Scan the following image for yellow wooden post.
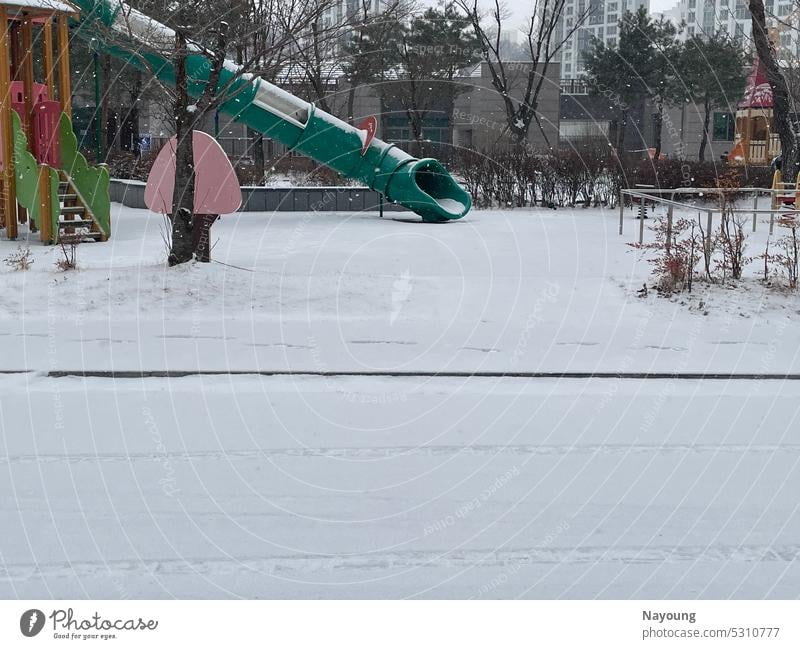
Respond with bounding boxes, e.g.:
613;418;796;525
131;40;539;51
57;15;70;117
19;15;33;139
43;19;54;99
794;171;800;209
0;7;16;239
772;169;781;210
37;165;52;244
744;107;752;164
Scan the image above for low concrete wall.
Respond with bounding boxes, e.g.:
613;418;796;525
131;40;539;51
110;179;402;213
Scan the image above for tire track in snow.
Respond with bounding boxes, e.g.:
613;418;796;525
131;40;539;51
2;444;799;465
2;544;797;581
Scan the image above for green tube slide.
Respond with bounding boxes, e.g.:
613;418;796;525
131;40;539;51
69;0;471;221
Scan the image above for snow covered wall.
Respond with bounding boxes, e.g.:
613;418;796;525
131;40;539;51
68;0;471;222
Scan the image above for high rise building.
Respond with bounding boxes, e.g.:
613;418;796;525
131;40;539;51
660;0;800;57
559;0;650;78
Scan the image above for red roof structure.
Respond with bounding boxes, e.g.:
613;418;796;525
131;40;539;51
739;56;773;109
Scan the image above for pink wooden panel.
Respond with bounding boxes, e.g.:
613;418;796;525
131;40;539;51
1;82;50;171
144;130;242;215
33;100;61;166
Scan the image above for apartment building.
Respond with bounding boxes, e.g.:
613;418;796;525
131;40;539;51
660;0;800;60
559;0;650;79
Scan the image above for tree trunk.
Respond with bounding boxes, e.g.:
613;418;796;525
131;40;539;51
410;114;425;157
750;0;796;180
698;97;710;162
346;85;356;124
616;108;628;154
248;127;265;180
169;31;196;267
653;100;664;160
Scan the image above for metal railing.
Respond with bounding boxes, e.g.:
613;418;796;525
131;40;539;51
619;186;797;244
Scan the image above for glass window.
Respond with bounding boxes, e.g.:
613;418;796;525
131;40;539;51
713;112;735;140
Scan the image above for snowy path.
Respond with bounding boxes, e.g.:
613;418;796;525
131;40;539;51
1;374;798;598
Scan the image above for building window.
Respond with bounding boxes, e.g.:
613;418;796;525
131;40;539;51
607;13;617;22
713;112;735;140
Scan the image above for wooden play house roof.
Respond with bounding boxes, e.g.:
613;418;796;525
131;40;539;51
738;57;773;110
0;0;77;15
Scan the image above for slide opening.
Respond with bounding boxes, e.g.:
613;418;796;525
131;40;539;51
414;161;469;218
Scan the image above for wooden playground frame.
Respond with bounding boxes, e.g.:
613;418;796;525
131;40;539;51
0;2;74;241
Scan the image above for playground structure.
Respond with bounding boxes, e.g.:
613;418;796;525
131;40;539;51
0;0;470;247
65;0;469;224
0;0;110;244
728;29;789;166
770;169;800;208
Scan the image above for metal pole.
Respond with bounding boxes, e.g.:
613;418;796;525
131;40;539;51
214;110;219;138
93;48;102;161
752;193;758;232
706;211;713;253
770;211;775;235
639;203;645;244
666;205;673;256
379;192;384;218
619;189;624;235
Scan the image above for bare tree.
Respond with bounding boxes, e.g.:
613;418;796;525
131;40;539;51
457;0;587;149
96;0;330;264
749;0;797;179
282;2;351;115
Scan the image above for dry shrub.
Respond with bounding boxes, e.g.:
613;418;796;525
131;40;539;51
55;241;78;271
4;245;34;271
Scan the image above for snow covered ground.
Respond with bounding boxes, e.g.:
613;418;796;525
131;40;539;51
0;202;798;598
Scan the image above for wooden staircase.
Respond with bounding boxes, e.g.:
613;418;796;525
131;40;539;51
56;172;106;243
